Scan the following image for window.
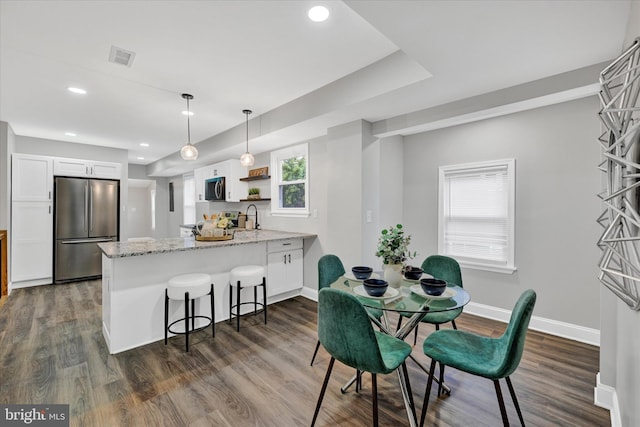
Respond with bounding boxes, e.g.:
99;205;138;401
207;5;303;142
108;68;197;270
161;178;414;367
183;173;196;225
270;143;309;217
438;159;516;273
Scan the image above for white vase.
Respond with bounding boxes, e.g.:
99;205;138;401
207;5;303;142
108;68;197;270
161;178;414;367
383;263;403;288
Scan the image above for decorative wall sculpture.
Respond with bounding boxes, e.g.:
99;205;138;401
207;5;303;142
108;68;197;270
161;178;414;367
598;38;640;310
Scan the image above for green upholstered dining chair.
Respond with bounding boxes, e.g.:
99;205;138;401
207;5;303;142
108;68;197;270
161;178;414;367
310;254;383;366
397;255;464;345
419;289;537;427
311;288;414;427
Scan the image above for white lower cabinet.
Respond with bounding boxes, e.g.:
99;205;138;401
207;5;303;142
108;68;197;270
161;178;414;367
267;239;303;296
11;201;53;283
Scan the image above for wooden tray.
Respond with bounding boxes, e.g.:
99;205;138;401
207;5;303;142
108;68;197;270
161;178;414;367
195;234;233;241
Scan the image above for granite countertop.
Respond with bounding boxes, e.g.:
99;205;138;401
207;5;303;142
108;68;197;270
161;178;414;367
98;229;316;259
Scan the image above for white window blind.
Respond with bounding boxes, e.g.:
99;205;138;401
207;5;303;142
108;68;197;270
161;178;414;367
438;159;515;273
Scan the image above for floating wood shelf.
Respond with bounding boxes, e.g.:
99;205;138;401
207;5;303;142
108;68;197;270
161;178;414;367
240;198;271;202
240;175;270;181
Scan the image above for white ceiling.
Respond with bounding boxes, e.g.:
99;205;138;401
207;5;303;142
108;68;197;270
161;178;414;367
0;0;632;176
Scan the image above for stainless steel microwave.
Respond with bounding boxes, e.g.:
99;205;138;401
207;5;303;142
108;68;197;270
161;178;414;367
205;176;225;201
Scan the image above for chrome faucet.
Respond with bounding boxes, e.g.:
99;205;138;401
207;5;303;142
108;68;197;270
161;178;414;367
246;204;260;230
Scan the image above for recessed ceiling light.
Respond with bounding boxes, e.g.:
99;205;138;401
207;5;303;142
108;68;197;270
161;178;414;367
181;110;194;116
137;157;144;160
308;5;329;22
140;143;149;147
65;132;77;137
67;87;87;95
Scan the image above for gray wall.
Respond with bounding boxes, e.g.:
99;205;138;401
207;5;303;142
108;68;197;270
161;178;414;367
129;164;170;239
403;96;602;329
598;7;640;426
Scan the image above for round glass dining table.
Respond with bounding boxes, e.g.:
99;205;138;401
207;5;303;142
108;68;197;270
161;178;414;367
330;273;471;427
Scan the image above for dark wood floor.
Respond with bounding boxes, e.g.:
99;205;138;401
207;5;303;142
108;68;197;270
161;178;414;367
0;281;610;426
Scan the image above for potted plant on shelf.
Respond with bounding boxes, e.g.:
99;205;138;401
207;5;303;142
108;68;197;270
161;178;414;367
375;224;416;287
248;187;261;200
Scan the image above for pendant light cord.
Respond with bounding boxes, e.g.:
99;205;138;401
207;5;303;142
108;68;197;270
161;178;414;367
186;97;191;145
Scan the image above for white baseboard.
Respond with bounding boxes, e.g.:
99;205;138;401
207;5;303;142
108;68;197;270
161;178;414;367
594;372;622;427
464;301;600;346
9;278;52;293
300;287;318;302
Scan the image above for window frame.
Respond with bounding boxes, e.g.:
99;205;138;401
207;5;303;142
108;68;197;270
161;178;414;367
270;143;310;217
183;173;196;225
437;158;516;274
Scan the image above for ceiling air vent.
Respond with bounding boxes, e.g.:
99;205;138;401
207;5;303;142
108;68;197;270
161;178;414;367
109;45;136;67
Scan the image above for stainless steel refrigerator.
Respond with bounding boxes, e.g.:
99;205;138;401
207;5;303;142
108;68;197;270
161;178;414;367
54;177;119;283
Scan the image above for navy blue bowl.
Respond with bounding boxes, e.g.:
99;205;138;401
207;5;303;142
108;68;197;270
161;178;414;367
420;278;447;296
403;266;423;280
363;278;388;297
352;266;373;280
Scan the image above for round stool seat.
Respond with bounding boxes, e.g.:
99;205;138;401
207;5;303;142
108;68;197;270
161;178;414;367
230;265;265;287
168;273;211;300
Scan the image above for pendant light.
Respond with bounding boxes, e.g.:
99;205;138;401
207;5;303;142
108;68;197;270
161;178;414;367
180;93;198;160
240;109;255;167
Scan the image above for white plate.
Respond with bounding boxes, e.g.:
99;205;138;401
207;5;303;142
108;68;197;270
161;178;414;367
410;285;457;300
353;285;399;300
344;271;380;282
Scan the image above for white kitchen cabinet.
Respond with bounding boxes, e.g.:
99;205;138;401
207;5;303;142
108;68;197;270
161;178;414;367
53;157;121;179
12;154;53;202
194;166;207;202
193;159;247;202
267;239;303;296
11;201;53;283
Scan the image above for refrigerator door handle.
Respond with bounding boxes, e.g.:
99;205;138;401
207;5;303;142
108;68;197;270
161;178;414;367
83;181;89;232
88;182;93;232
60;239;113;244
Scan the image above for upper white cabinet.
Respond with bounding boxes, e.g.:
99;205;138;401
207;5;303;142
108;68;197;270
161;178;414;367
194;159;247;202
12;154;53;202
54;158;121;179
194;166;207;202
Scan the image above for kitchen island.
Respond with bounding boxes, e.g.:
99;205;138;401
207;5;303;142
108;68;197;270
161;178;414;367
98;229;315;354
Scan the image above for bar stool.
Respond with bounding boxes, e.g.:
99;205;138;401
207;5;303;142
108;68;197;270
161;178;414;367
165;273;215;352
228;265;267;332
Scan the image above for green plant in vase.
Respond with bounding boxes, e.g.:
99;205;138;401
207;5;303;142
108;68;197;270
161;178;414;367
375;224;416;287
248;187;260;200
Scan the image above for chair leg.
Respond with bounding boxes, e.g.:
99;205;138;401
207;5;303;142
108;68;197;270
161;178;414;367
494;379;510;427
396;315;403;332
506;376;525;426
228;282;232;325
262;277;267;324
164;290;169;345
236;280;241;332
413;324;419;346
311;357;335;427
401;362;416;422
184;292;190;352
254;285;258;315
437;362;445;396
451;319;458;330
191;298;196;331
371;373;378;427
310;340;321;366
420;359;437;427
210;284;215;337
